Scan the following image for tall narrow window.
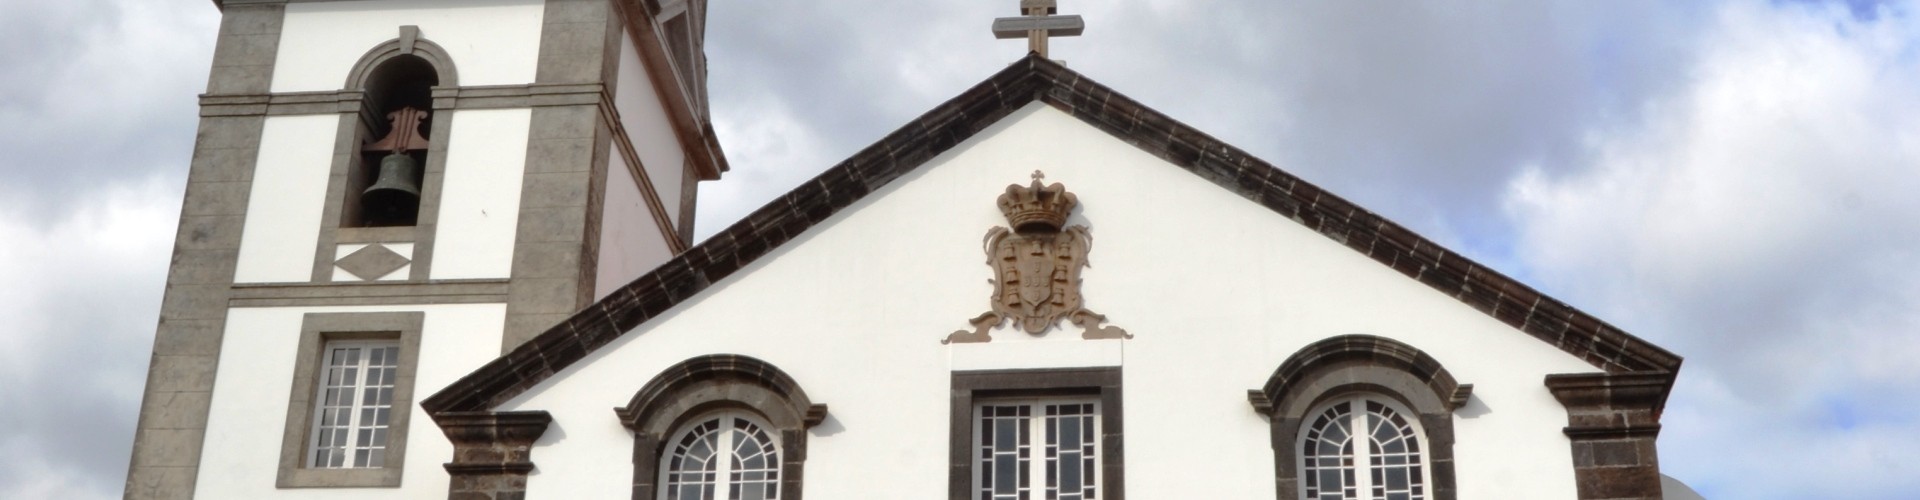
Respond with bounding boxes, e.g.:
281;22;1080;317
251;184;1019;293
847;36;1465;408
660;411;781;500
344;54;436;228
974;399;1101;500
1300;397;1429;500
309;340;400;469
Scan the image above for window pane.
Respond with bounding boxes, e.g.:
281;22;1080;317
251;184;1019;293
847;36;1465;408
662;414;780;500
1302;402;1358;500
308;341;401;469
978;404;1032;500
981;401;1097;500
1042;403;1097;500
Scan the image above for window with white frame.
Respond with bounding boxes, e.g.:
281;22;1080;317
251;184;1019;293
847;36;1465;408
1299;396;1430;500
974;398;1101;500
659;411;782;500
309;340;401;469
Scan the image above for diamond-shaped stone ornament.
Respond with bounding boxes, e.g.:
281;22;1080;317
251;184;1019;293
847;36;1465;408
336;244;410;280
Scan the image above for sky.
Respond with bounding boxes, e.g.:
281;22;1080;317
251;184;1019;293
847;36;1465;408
1;0;1917;498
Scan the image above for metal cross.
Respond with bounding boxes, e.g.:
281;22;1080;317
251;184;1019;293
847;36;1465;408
991;0;1084;59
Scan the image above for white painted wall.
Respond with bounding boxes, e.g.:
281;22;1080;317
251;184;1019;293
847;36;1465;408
431;109;531;280
613;28;689;228
234;115;336;283
595;147;676;300
196;303;508;500
272;0;545;92
498;104;1604;498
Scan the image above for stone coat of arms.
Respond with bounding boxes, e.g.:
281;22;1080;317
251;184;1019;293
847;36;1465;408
944;172;1130;344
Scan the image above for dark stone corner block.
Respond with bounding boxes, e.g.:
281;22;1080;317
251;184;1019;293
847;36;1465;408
434;411;552;500
1545;372;1675;500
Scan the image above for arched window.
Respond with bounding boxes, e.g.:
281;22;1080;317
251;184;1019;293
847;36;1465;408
314;30;458;283
618;355;826;500
345;53;437;228
660;411;782;500
1299;396;1430;500
1251;335;1470;500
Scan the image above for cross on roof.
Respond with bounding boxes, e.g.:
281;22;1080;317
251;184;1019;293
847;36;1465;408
991;0;1084;59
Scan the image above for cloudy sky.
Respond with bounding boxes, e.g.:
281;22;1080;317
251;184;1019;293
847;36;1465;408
2;0;1917;498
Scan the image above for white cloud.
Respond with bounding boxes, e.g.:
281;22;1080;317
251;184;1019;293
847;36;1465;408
0;175;181;500
1507;1;1920;497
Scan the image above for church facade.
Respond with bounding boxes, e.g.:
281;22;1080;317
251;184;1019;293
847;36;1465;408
127;1;1684;500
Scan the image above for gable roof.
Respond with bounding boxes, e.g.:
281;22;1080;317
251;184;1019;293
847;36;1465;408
421;54;1680;414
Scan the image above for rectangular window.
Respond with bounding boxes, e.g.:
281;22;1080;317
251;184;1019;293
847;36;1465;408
277;312;423;488
309;341;400;469
951;368;1123;500
975;399;1101;500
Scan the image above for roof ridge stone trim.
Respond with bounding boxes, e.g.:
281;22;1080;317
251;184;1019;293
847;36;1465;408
422;54;1678;415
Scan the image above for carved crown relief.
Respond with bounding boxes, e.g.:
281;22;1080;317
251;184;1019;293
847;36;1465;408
943;171;1131;344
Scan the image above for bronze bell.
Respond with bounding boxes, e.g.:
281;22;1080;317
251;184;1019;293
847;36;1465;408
359;107;431;225
362;153;421;224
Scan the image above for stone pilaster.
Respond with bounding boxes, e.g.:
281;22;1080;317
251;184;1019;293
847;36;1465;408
435;411;552;500
1546;372;1674;500
501;0;625;350
124;3;285;499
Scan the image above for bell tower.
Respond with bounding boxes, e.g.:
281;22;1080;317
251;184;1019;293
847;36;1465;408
125;1;727;499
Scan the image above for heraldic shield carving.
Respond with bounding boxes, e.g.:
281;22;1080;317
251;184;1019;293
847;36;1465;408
943;171;1131;344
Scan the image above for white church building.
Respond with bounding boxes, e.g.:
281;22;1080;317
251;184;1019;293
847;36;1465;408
126;1;1691;499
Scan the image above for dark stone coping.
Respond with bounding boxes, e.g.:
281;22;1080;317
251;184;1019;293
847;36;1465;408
431;410;552;499
420;53;1681;416
433;410;553;443
1546;371;1678;434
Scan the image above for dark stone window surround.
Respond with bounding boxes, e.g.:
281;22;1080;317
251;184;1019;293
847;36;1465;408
615;355;828;500
1250;335;1472;500
949;367;1125;500
275;311;425;488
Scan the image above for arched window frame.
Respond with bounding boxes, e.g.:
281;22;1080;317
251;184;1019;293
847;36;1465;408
1250;335;1471;500
310;27;460;282
617;355;828;500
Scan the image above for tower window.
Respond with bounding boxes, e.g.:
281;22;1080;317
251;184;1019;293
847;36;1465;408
309;341;401;469
344;54;437;228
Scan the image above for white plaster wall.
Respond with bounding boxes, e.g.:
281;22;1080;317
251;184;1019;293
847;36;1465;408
594;147;676;300
613;29;688;228
196;303;508;500
431;109;531;280
272;0;544;92
234;115;336;283
500;104;1603;499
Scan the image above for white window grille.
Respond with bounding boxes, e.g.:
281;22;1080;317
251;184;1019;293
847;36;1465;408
660;411;781;500
975;399;1100;500
308;341;400;469
1300;397;1430;500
